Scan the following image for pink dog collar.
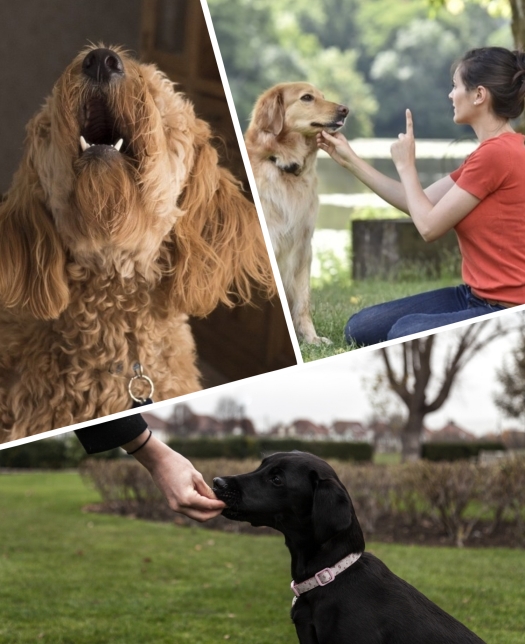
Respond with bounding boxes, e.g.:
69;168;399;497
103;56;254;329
291;552;362;599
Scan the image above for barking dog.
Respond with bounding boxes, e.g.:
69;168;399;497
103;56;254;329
214;452;486;644
0;46;274;442
245;83;348;344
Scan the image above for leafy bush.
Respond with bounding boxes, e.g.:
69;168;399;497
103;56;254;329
337;464;396;534
403;461;481;547
480;455;525;543
80;455;525;547
80;458;166;519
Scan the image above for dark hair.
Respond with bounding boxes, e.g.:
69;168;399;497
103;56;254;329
454;47;525;120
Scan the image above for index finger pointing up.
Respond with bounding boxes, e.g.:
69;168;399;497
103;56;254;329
405;108;413;134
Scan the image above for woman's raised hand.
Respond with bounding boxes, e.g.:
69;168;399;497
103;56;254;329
390;109;416;173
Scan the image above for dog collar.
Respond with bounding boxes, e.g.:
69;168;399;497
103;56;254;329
291;552;362;600
268;155;303;176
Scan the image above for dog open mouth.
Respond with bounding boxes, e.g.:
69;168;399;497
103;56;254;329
79;94;127;157
311;118;347;132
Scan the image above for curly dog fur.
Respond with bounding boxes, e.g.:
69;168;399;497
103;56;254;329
0;45;274;442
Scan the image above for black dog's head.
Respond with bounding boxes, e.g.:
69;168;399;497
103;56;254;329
213;451;365;550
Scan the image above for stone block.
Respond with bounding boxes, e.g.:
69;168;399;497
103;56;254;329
352;218;460;280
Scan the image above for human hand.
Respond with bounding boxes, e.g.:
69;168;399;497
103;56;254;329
127;432;226;522
390;109;415;173
316;130;357;169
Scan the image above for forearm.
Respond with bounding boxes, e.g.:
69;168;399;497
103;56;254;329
122;430;184;472
398;166;436;240
388;108;462;240
318;131;409;212
344;154;409;213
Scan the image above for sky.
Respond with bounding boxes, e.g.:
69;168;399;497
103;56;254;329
150;310;525;437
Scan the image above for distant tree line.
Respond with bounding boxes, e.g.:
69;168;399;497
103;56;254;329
208;0;512;138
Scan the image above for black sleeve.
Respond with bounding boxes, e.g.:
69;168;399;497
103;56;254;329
75;414;148;454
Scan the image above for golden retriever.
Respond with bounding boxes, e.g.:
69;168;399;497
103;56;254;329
245;82;348;344
0;45;275;443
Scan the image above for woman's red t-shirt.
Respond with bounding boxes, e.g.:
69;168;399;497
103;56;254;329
450;132;525;304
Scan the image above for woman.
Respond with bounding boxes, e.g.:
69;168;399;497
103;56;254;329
318;47;525;346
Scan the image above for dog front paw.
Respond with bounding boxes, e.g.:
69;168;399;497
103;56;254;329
302;334;332;346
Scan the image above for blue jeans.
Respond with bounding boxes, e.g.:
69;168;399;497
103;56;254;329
345;285;506;346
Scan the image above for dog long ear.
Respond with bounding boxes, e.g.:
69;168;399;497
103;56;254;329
166;131;276;316
311;476;365;549
0;139;69;320
252;87;285;135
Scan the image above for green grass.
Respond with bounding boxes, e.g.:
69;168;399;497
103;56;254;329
1;472;524;644
301;277;459;361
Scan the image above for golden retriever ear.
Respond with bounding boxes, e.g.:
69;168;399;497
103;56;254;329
166;138;275;317
253;88;285;135
0;169;69;320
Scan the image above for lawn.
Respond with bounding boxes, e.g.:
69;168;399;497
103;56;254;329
1;471;524;644
301;276;459;361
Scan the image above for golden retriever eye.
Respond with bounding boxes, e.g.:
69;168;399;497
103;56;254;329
300;94;314;102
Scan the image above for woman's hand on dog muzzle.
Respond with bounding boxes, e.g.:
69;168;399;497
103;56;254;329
317;130;357;170
128;433;226;522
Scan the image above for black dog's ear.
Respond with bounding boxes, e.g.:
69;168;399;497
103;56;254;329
311;477;352;543
311;475;365;549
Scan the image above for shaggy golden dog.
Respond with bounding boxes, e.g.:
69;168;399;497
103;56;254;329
245;83;348;344
0;45;274;442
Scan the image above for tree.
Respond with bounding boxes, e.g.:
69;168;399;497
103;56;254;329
494;327;525;424
370;4;510;137
432;0;523;47
207;0;378;134
377;322;505;461
509;0;525;46
370;19;460;137
214;396;245;422
167;403;196;437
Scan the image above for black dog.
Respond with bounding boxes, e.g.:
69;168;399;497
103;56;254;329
213;452;485;644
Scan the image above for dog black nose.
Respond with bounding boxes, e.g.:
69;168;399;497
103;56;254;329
82;48;124;83
213;477;228;490
338;105;350;118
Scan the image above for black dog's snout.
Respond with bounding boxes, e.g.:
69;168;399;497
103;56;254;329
213;477;228;490
82;48;124;83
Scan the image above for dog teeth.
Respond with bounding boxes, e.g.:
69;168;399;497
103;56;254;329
79;136;125;152
80;136;90;152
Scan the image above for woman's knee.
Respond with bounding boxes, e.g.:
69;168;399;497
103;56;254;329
345;308;384;346
387;314;431;340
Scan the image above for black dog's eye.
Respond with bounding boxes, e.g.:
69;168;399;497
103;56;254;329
301;94;314;102
270;475;283;486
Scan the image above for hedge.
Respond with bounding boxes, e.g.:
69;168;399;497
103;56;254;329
0;435;372;469
167;436;373;461
422;442;506;462
0;436;121;469
81;454;525;547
